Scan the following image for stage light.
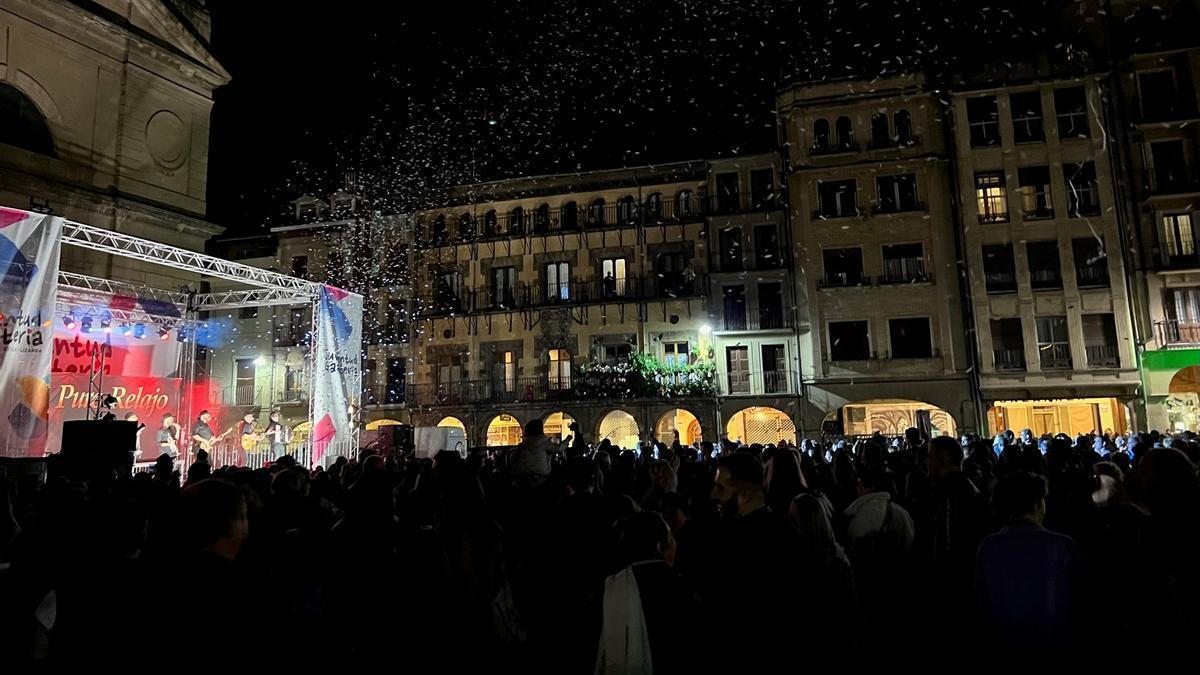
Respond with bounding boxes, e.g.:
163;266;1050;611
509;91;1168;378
133;323;146;339
158;327;171;341
254;355;267;367
100;314;112;333
119;323;132;336
80;317;92;334
699;323;713;334
176;327;189;343
64;314;77;330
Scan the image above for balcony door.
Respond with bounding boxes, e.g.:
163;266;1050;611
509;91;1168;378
726;346;750;394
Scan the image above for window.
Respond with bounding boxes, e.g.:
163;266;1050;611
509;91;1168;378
719;227;743;271
1009;91;1045;143
1054;86;1089;138
750;168;774;208
835;116;855;150
823;248;864;287
753;224;781;268
812;118;830;153
645;193;662;220
1138;70;1180;122
881;243;925;283
483;210;498;235
1149;141;1190;194
664;341;690;368
491;266;516;308
431;215;447;243
983;244;1017;293
1064;162;1100;216
588;198;606;226
894;110;913;145
508;207;525;233
386;358;406;404
548;349;572;390
291;256;308;279
546;261;570;302
240;306;258;320
655;251;689;295
384;244;409;284
726;346;750;394
1170;288;1200;325
533;204;550;233
967;96;1000;147
561;202;578;229
1083;314;1120;368
1027;241;1063;290
285;308;306;345
871;112;891;148
1162;213;1198;264
876;174;919;212
286;364;306;401
888;318;933;359
459;212;474;239
235;358;256;406
1072;238;1109;288
387;299;407;341
829;320;871;361
1036;316;1072;370
762;344;788;393
601;257;628;296
617;196;637;223
603;343;632;364
758;282;784;329
499;351;516;393
716;173;740;213
0;83;55;156
975;172;1009;223
436;270;463;311
817;179;858;218
676;190;695;217
723;285;747;330
1018;166;1054;219
991;318;1026;371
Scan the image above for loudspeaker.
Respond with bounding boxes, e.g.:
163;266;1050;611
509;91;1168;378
377;424;413;451
59;420;138;478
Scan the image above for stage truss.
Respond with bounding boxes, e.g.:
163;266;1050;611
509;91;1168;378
52;218;363;466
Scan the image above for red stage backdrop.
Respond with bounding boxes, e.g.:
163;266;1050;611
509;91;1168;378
45;327;228;457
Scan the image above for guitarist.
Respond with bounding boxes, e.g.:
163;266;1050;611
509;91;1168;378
191;410;232;455
264;409;289;459
157;413;181;459
239;412;264;454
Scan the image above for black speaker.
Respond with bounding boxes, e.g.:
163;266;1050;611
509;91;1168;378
377;424;413;451
59;420;138;478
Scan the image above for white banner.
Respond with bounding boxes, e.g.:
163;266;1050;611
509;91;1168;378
311;285;362;465
0;208;63;457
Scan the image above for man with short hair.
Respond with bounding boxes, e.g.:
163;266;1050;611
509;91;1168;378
976;471;1083;650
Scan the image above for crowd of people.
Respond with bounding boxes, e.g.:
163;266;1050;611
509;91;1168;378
1;421;1198;668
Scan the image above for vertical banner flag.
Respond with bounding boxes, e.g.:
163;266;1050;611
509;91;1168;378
0;208;63;457
311;285;362;465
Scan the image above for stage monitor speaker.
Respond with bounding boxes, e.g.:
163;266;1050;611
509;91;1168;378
59;420;138;478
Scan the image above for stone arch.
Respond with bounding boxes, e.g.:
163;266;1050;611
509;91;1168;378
485;412;523;447
542;410;577;443
726;406;797;445
655;408;703;445
1167;366;1200;432
597;408;639;450
437;416;466;431
0;81;56;156
830;399;957;436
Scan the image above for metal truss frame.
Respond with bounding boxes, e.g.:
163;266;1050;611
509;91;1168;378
50;216;363;464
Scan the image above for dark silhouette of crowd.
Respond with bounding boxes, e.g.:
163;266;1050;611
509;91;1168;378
1;421;1198;669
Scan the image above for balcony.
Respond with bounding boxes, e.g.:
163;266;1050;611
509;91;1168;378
414;274;705;318
812;206;861;220
1136;100;1199;125
1030;269;1063;291
984;271;1018;294
993;348;1026;372
871;201;926;215
867;136;920;151
1075;265;1110;289
1156;319;1200;347
710;192;782;215
366;383;407;406
416;196;709;248
877;268;932;285
1139;167;1200;197
718;306;791;332
1038;343;1073;370
810;141;859;156
712;250;788;273
721;370;799;396
818;274;870;290
1085;345;1121;368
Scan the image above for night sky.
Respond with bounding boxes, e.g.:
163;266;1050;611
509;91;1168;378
205;1;1084;231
